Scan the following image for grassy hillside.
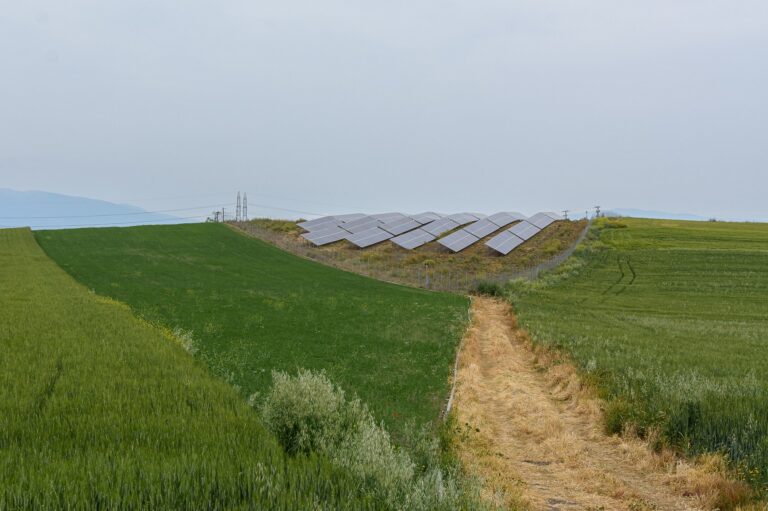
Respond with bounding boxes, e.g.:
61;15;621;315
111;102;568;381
36;223;469;435
0;228;376;509
509;218;768;489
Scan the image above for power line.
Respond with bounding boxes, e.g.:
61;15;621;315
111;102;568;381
245;202;325;217
24;215;210;230
112;192;235;203
0;203;233;220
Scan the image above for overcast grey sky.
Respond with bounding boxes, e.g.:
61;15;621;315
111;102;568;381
1;1;767;220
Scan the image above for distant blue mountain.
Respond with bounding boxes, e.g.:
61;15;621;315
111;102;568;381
0;189;182;230
607;208;710;221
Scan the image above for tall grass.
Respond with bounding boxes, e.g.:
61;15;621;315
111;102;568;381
0;228;390;509
507;218;768;491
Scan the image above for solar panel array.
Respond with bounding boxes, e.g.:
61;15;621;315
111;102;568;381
509;221;540;241
411;212;443;223
436;211;525;253
421;218;460;236
302;226;349;246
391;228;436;250
527;212;562;229
381;217;422;236
298;216;340;232
485;211;564;255
486;211;526;227
485;231;525;254
298;210;564;254
447;213;482;225
347;227;393;248
464;218;502;238
438;229;480;252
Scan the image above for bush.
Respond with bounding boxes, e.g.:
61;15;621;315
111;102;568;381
472;281;505;298
258;369;485;510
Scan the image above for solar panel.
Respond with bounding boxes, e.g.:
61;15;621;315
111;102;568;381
509;220;541;241
342;217;383;233
333;213;367;222
410;212;443;224
486;231;525;255
302;227;348;246
372;212;408;223
381;218;422;236
463;218;501;238
486;212;526;227
467;213;487;220
527;213;556;229
298;216;339;231
541;211;564;221
347;227;393;248
438;229;480;252
421;218;460;236
447;213;479;225
391;228;436;250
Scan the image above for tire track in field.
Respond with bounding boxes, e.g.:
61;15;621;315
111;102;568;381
454;298;708;511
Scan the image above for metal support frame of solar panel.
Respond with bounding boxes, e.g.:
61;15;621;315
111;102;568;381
302;226;349;246
347;227;393;248
486;231;525;255
463;218;503;239
438;229;480;253
391;229;436;250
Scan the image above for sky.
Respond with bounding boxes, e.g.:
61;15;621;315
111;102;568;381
1;1;767;221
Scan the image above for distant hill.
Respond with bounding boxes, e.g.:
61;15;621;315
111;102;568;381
607;208;709;221
0;189;181;229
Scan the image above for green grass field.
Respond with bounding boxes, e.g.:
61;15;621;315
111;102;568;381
36;223;469;436
0;228;380;510
508;217;768;488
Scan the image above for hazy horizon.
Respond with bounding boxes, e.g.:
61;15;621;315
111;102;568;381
2;1;766;220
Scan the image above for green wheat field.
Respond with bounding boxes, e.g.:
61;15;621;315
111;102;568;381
509;217;768;489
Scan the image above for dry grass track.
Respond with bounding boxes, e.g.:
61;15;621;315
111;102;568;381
453;297;750;511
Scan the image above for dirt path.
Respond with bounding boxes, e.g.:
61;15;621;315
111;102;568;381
453;297;727;511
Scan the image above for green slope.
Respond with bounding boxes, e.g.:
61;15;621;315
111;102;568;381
0;228;376;509
36;223;469;435
510;218;768;487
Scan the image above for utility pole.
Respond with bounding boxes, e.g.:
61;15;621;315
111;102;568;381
236;192;242;222
243;193;248;221
221;207;226;222
213;211;221;222
562;209;570;220
594;205;601;218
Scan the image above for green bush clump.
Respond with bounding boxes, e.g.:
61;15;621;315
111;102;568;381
259;369;485;510
472;281;505;298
